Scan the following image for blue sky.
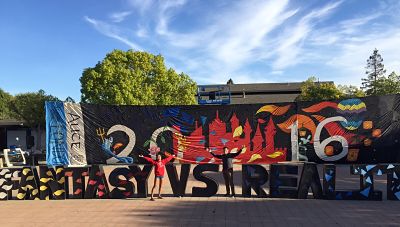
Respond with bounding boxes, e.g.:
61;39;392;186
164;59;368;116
1;0;400;101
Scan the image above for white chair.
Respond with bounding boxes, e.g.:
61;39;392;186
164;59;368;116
3;148;27;167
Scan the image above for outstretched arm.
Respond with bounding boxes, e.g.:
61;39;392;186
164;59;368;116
162;154;175;164
207;148;223;159
228;146;245;158
139;155;156;165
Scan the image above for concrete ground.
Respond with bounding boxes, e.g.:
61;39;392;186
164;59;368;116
0;165;399;226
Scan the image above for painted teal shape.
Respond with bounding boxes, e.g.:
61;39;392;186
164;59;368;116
361;169;367;176
395;191;400;200
366;176;372;184
377;169;383;176
340;120;363;129
220;138;229;145
200;116;207;125
325;174;332;182
196;156;205;163
360;187;370;197
394;172;398;179
366;165;376;171
210;130;216;135
336;193;342;200
388;164;395;169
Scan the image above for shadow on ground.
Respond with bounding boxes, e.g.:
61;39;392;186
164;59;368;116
124;198;400;226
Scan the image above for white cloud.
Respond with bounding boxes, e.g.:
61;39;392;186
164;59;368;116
155;0;187;35
153;0;297;82
85;0;400;86
272;1;342;70
109;11;132;23
327;30;400;85
84;16;141;50
127;0;155;14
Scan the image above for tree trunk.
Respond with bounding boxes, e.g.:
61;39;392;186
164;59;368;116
37;124;42;152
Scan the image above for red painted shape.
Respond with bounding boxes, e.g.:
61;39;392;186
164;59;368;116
123;191;131;197
173;111;289;164
74;188;82;195
119;180;128;185
302;101;338;112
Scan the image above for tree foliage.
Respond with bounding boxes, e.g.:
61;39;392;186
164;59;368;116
337;85;365;98
297;77;343;101
373;71;400;95
9;90;58;128
361;48;386;95
0;88;15;120
80;50;197;105
9;90;59;150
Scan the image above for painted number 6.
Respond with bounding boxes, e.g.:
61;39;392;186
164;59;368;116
314;116;348;161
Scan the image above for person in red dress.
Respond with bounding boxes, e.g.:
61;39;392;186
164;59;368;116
139;153;175;201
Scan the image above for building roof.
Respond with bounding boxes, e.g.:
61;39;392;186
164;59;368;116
228;82;303;93
0;119;25;126
199;81;333;92
197;81;333;104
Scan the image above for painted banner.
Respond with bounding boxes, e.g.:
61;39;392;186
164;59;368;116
46;94;400;166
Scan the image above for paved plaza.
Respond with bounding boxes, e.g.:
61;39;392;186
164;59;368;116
1;197;399;226
0;165;399;226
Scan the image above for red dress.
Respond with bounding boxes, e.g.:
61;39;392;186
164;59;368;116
142;155;174;177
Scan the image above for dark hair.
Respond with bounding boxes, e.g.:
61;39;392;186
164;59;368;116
223;147;229;150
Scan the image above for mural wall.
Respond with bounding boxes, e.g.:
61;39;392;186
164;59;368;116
46;95;400;166
0;164;399;201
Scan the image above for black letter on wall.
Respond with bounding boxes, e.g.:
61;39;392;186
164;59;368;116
242;165;268;197
297;163;323;199
270;164;298;198
129;165;152;198
166;164;191;197
108;168;135;199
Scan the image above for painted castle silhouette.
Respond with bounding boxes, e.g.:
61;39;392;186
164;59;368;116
173;111;287;164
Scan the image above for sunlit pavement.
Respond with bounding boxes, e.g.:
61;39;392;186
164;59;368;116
1;198;399;226
0;165;399;226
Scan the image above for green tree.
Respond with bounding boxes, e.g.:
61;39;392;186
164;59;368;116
0;88;15;120
297;77;343;101
80;50;197;105
374;71;400;95
361;48;386;95
9;90;59;151
337;85;365;98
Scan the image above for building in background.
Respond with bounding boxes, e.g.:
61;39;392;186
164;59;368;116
0;119;43;151
197;79;333;104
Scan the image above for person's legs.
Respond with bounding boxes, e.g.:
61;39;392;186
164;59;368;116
150;176;157;200
228;168;235;196
158;177;163;199
223;170;230;195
